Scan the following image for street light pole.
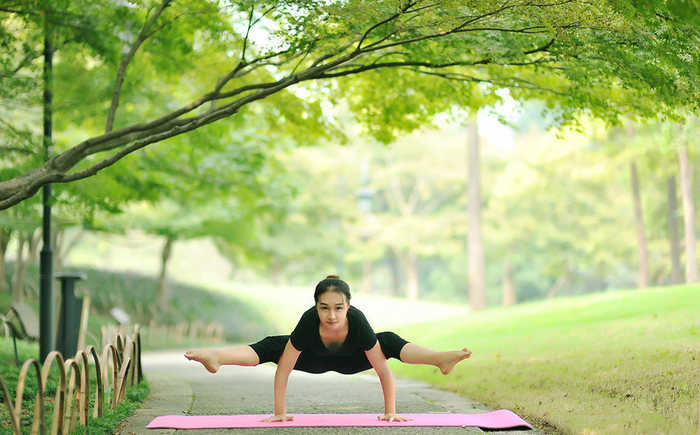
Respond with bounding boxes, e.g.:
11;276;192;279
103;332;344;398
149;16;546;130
39;12;54;362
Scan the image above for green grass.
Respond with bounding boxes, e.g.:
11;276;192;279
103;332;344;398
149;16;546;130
390;284;700;434
0;338;149;434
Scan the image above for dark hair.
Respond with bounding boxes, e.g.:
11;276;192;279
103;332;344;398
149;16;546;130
314;275;351;304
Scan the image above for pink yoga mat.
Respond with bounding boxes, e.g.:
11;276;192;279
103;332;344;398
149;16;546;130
147;410;532;430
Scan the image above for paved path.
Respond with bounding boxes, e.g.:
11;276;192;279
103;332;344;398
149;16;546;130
119;350;540;434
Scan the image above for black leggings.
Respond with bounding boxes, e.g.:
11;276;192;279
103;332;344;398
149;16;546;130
249;331;409;374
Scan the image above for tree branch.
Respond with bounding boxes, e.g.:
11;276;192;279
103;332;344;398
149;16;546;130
414;69;568;96
213;47;296;96
0;0;623;210
0;67;310;209
0;146;35;155
105;0;172;133
309;39;357;68
362;2;576;54
0;6;28;14
524;38;555;54
356;2;409;50
0;51;41;78
240;5;255;62
315;57;492;79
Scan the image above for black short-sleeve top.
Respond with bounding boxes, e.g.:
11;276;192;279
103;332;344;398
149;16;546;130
289;305;377;356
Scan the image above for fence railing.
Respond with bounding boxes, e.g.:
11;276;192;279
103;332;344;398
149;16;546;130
0;326;143;435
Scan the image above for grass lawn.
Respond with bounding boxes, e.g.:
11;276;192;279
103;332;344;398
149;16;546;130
390;284;700;434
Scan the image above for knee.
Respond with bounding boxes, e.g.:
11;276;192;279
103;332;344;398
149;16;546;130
376;331;396;340
376;331;408;360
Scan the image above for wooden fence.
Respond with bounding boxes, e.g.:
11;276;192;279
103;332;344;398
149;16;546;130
0;326;143;435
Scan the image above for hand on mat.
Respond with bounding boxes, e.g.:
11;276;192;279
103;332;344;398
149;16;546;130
261;414;294;422
378;413;411;422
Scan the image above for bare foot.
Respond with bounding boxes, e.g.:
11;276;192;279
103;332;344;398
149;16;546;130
437;348;472;375
184;349;221;373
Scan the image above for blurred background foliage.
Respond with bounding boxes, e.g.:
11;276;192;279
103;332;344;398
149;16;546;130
3;105;697;314
1;0;698;327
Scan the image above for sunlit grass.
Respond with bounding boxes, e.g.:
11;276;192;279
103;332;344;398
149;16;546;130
390;284;700;434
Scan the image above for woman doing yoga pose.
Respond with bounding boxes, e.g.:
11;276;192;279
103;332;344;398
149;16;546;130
185;275;471;422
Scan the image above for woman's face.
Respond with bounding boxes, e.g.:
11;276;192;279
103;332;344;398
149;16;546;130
316;290;349;331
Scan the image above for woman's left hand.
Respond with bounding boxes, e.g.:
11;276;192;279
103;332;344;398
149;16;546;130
378;413;411;422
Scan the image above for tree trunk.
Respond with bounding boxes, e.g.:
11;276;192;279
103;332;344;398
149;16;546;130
0;229;10;293
156;236;175;307
361;259;373;293
271;257;283;285
678;141;698;282
630;161;649;288
547;262;571;298
467;117;486;310
502;261;516;306
60;228;83;271
387;250;402;297
14;231;41;301
29;230;40;266
52;227;84;273
400;250;419;300
12;234;27;302
547;275;566;299
52;227;63;273
667;176;683;284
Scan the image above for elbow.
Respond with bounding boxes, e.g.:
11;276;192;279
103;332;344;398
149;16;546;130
375;365;393;380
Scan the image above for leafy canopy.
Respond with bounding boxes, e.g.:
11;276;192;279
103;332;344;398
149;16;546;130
0;0;697;209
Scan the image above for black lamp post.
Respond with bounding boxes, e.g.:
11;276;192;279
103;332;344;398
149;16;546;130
39;14;54;363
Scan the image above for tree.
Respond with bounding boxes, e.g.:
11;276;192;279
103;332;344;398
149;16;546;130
2;0;699;210
629;158;649;288
216;146;351;285
484;117;644;300
678;131;698;282
466;116;486;309
667;174;683;284
595;120;696;285
0;227;8;292
122;126;291;307
0;192;42;301
1;0;334;303
363;132;467;300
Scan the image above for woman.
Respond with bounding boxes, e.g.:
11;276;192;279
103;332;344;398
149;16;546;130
185;275;471;422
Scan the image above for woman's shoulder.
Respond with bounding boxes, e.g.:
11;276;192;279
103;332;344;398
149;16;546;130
292;306;318;335
348;305;376;344
300;305;318;320
348;305;369;322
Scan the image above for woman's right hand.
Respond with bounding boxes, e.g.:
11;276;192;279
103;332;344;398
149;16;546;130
261;414;294;422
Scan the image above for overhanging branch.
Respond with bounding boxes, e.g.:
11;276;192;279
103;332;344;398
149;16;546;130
0;0;619;210
105;0;173;133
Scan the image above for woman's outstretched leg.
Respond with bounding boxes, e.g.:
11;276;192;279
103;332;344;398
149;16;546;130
184;345;260;373
399;343;471;375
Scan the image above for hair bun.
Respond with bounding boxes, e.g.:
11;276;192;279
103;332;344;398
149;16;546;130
326;274;340;279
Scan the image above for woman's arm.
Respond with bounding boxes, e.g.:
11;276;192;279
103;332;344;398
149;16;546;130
262;339;301;422
365;341;410;422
